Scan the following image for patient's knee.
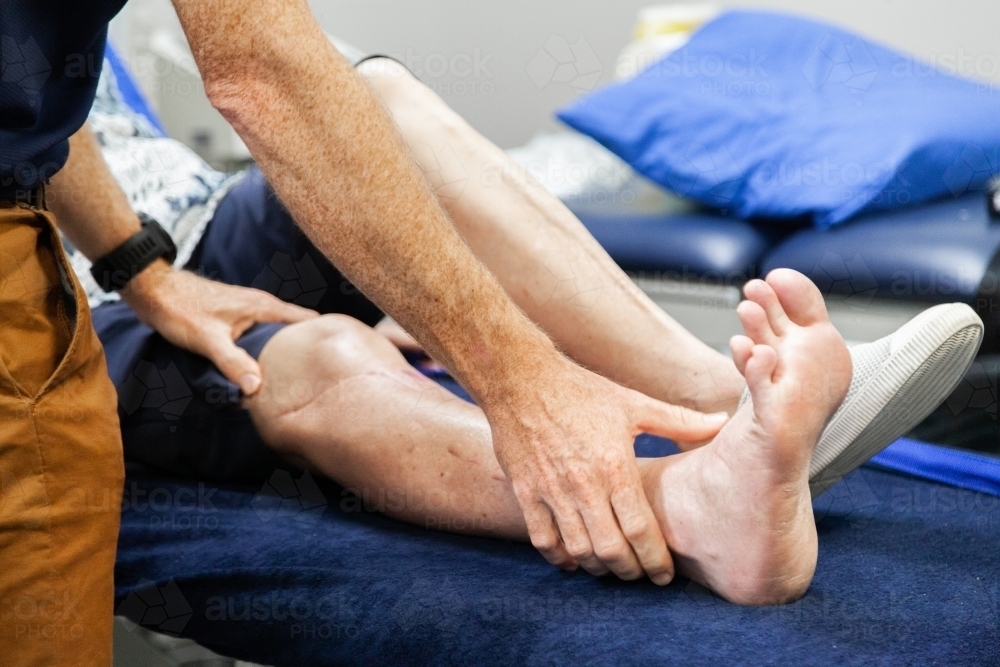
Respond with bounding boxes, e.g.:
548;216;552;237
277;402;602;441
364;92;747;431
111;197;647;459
251;315;403;446
356;56;419;99
260;314;400;384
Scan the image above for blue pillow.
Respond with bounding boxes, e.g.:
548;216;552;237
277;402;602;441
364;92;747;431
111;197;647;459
557;10;1000;228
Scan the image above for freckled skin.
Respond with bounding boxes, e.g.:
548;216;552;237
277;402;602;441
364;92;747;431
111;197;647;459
168;0;734;582
172;0;550;395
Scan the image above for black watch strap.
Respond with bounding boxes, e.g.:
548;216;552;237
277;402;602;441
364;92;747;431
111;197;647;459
90;214;178;292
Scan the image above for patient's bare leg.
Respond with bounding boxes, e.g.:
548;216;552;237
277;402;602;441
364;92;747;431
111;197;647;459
248;314;527;539
356;58;744;415
247;268;850;603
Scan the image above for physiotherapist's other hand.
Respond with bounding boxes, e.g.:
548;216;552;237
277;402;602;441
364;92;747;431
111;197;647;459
487;357;729;584
121;260;318;395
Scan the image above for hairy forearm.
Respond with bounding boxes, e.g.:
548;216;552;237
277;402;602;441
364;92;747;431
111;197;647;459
47;124;177;318
172;0;560;407
47;124;141;260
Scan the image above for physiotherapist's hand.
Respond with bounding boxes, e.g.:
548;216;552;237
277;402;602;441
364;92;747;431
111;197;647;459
486;356;728;584
120;260;318;395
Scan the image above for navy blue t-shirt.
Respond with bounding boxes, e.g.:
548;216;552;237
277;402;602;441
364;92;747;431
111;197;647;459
1;0;127;196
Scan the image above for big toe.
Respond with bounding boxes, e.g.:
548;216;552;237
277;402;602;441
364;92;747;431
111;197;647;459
765;269;829;327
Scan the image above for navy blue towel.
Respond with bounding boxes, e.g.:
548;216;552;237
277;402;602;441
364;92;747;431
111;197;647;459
115;462;1000;666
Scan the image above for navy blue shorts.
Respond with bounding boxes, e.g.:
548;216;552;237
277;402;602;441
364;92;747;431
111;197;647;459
94;168;384;483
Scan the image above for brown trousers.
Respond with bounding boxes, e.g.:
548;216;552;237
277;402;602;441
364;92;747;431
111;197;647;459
0;201;124;666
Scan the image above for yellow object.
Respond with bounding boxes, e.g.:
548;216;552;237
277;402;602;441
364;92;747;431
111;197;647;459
616;4;719;80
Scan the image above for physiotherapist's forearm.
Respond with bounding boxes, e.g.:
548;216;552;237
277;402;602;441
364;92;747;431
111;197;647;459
47;123;142;262
46;123;186;331
171;0;561;407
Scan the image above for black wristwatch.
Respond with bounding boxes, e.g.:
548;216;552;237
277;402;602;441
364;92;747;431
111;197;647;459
91;213;177;292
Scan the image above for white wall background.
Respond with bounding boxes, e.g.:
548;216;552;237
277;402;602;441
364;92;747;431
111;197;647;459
113;0;1000;149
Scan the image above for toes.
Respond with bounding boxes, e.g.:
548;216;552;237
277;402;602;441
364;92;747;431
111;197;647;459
729;335;754;376
737;300;777;346
765;269;830;327
744;344;778;400
744;279;791;335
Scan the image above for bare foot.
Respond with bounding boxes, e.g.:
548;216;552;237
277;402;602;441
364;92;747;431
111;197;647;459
640;269;852;604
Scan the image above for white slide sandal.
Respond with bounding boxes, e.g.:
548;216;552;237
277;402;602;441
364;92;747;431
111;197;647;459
739;302;984;497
